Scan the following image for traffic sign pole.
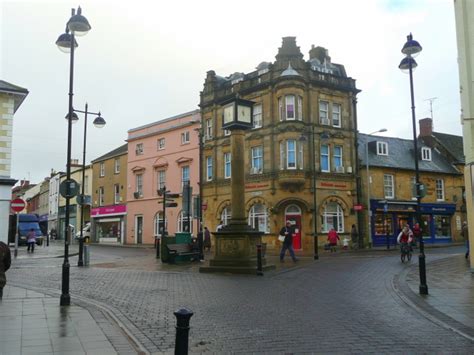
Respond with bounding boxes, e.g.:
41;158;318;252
14;212;19;258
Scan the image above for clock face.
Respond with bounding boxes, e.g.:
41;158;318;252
238;105;251;123
223;105;234;124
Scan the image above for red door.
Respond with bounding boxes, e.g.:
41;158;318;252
286;215;302;250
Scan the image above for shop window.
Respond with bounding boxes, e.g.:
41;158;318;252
248;203;269;233
374;214;393;236
433;215;451;238
321;202;344;233
95;220;121;241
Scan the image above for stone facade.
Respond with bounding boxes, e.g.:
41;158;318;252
200;37;360;255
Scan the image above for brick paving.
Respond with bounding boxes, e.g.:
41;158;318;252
4;246;474;353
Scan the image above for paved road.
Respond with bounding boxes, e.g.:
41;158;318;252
7;246;474;353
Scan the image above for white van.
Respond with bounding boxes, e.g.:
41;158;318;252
75;222;91;239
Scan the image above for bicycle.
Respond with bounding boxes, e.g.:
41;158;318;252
400;242;412;263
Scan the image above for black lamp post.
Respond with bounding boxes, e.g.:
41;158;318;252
399;33;428;295
71;103;106;267
56;7;91;306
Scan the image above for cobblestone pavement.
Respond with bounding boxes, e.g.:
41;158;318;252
6;246;474;354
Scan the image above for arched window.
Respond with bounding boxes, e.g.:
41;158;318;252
154;212;166;237
286;204;301;215
322;202;344;233
248;203;269;233
221;207;232;226
177;211;192;233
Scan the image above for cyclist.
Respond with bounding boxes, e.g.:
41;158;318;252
397;225;413;260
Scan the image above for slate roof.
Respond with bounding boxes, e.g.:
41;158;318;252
91;143;127;163
0;80;29;113
358;134;461;175
432;132;465;164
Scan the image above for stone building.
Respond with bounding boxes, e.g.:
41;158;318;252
91;144;128;244
200;37;360;255
359;121;466;246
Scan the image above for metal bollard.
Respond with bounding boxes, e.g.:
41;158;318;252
256;244;263;276
83;245;90;266
156;238;160;259
174;308;193;355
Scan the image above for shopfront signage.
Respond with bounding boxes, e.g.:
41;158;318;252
91;204;127;217
245;183;269;190
319;182;347;189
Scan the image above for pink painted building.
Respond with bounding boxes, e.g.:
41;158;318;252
126;110;201;244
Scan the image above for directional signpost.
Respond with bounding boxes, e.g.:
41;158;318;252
10;198;25;258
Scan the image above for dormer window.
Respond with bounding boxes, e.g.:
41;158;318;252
377;142;388;156
421;147;431;161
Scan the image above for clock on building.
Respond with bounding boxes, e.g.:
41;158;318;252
221;98;254;130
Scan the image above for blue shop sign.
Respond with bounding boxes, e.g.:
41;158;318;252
419;203;456;214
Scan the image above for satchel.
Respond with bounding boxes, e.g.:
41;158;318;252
278;235;285;242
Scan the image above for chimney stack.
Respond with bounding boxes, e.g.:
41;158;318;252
419;118;433;137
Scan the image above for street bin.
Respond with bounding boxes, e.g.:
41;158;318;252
84;245;90;266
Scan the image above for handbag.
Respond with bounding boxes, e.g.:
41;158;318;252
278;235;285;242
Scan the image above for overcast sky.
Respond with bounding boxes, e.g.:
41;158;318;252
1;0;461;184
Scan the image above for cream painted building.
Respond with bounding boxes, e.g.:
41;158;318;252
454;0;474;270
0;80;28;244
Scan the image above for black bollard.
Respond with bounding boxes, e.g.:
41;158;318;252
256;244;263;276
156;238;160;259
174;308;193;355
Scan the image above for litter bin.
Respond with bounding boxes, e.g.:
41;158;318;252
84;245;90;266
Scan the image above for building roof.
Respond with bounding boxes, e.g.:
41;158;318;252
0;80;29;113
358;133;461;175
432;131;465;164
91;143;128;163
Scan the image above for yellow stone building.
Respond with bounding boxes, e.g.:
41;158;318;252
200;37;361;255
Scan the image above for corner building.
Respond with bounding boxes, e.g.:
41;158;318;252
200;37;360;255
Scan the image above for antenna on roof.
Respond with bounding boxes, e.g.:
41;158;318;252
424;97;437;119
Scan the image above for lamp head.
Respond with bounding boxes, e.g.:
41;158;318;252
401;33;422;57
65;111;79;124
92;113;106;128
399;56;417;73
55;31;78;53
68;7;91;36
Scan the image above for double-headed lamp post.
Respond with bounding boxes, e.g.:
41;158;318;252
55;7;91;306
365;128;387;248
399;33;428;295
70;104;106;267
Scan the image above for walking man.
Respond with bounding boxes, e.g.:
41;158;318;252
279;221;297;263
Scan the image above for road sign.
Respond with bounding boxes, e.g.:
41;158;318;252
353;204;364;211
60;179;80;198
10;198;26;212
165;202;178;208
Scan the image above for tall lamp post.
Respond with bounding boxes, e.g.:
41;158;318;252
72;103;106;267
55;7;91;306
365;128;387;248
399;33;428;295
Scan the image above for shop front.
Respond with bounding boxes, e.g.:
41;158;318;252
370;200;456;247
91;204;126;244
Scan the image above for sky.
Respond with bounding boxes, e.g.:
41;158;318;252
0;0;461;184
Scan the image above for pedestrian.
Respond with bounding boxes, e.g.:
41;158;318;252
196;230;204;261
462;221;469;259
327;228;340;253
279;221;297;262
203;226;211;252
27;228;36;253
0;241;11;300
216;221;224;232
350;224;358;249
412;223;422;249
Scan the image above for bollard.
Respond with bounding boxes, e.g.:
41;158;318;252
174;308;193;355
156;238;160;259
256;244;263;276
83;245;90;266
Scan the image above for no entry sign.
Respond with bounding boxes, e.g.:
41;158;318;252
10;198;26;212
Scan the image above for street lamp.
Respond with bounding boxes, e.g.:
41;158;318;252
365;128;387;248
300;129;331;260
55;7;91;306
70;104;106;267
399;33;428;295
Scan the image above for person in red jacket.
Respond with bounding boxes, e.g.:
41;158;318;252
412;223;422;249
327;228;340;253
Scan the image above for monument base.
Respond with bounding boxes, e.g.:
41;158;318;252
199;220;275;274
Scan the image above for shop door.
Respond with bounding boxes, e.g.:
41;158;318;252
135;216;143;244
286;215;302;250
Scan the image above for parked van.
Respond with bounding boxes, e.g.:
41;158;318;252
8;214;44;245
75;222;91;240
